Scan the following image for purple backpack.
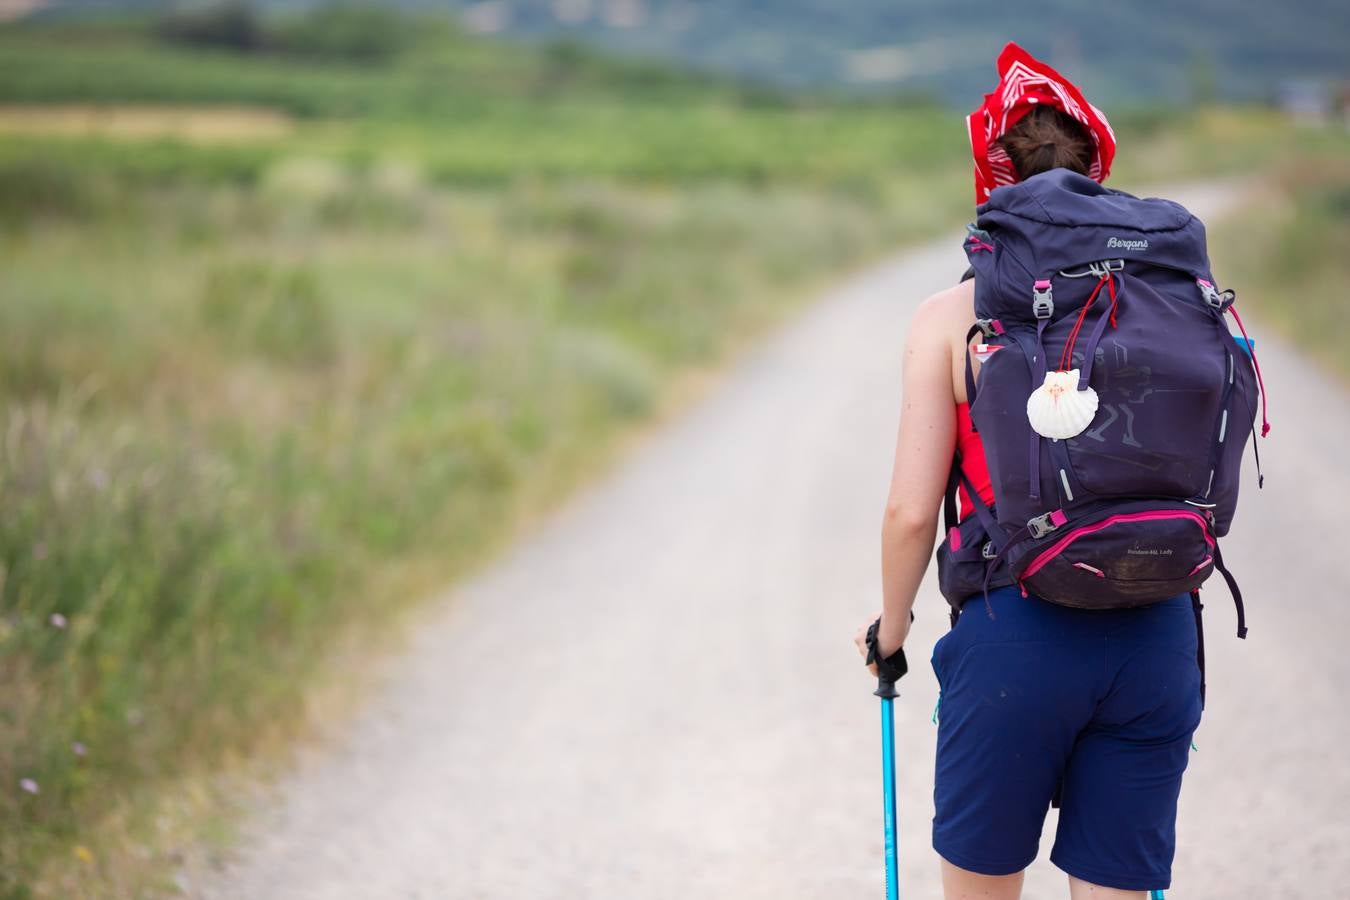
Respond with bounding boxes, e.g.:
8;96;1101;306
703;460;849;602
937;169;1269;643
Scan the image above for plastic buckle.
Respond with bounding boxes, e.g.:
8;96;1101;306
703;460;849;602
1027;511;1062;540
1032;280;1054;319
1197;278;1226;310
975;318;1003;339
981;541;997;560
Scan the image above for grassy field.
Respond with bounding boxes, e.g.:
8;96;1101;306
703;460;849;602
0;15;975;897
1209;153;1350;382
0;9;1344;898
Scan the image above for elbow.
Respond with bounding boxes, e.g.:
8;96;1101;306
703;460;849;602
882;501;932;538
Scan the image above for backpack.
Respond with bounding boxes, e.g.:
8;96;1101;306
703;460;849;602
935;169;1268;642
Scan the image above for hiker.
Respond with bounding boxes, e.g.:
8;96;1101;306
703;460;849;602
853;41;1265;900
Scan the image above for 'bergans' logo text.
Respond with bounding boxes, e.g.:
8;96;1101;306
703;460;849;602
1107;236;1149;251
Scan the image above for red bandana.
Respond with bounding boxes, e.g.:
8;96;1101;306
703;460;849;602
967;41;1117;205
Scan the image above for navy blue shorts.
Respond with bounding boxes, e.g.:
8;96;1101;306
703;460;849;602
930;585;1203;891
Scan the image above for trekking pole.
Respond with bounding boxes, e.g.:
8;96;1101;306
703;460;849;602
865;619;910;900
1150;891;1166;900
876;670;902;900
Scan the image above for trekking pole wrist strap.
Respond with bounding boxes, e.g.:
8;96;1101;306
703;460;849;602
866;617;910;690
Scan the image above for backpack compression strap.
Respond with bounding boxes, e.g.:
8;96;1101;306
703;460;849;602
1211;541;1249;639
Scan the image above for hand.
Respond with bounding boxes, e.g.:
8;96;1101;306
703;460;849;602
854;612;910;677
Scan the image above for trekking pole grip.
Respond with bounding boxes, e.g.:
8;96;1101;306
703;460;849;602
875;672;901;700
865;617;909;698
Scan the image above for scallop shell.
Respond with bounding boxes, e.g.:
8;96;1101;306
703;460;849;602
1026;369;1098;439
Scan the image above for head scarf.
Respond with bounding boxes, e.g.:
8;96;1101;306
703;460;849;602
967;41;1117;205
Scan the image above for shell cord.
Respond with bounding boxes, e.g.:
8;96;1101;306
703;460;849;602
1057;271;1116;372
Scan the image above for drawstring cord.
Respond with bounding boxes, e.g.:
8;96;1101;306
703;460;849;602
1057;271;1117;372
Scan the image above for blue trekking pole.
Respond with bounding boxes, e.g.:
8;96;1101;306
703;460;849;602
1150;891;1166;899
865;619;910;900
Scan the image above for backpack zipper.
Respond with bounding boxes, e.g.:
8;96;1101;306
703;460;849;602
1020;509;1213;581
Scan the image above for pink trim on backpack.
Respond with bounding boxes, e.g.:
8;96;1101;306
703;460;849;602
1021;510;1212;581
1188;555;1214;577
967;235;995;253
949;527;962;552
1073;561;1106;578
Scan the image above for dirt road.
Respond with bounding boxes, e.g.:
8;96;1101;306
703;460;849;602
196;183;1350;899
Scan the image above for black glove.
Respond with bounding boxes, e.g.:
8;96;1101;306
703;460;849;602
864;616;909;684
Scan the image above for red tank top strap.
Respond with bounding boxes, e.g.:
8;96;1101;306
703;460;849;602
955;402;996;519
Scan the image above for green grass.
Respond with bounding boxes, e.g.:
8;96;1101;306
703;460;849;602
0;12;1342;898
0;15;966;192
0;14;743;114
0;25;976;891
1209;149;1350;382
1;173;975;898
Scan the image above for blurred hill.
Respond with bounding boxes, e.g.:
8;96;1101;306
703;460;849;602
15;0;1350;105
440;0;1350;106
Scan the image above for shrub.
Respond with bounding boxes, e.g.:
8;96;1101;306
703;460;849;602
274;2;415;64
155;1;267;54
0;157;108;224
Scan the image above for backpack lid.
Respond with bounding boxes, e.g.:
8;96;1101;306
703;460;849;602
970;168;1212;281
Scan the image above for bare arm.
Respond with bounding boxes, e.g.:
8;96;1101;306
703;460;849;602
874;292;962;655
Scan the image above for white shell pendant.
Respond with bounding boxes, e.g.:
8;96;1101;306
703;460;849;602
1026;370;1099;439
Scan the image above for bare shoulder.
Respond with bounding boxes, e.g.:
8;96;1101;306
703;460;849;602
908;278;975;347
906;278;976;403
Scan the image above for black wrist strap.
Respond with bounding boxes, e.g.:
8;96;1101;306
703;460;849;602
865;617;910;686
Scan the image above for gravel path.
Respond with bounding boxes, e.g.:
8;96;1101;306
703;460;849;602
195;182;1349;899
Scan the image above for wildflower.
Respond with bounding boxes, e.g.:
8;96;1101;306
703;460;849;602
19;778;38;795
71;741;88;757
49;613;68;629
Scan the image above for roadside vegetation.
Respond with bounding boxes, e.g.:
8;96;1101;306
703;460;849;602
1209;149;1350;382
0;5;1342;897
0;12;969;897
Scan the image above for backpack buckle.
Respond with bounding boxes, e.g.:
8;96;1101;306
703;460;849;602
1197;278;1231;310
976;318;1005;339
1027;510;1067;539
1031;280;1054;319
